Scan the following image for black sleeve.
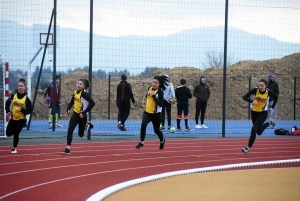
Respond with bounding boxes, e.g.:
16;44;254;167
152;90;163;107
128;85;135;104
67;94;75;111
20;97;32;115
275;83;279;96
81;91;95;115
268;90;278;109
44;85;51;98
207;85;211;99
243;88;257;103
5;98;12;113
187;87;192;99
193;85;200;99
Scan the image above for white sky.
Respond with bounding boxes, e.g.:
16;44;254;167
1;0;300;43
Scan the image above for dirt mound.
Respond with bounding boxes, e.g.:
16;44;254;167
32;53;300;120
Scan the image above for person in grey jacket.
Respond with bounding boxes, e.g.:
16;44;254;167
160;74;176;131
266;73;279;129
193;76;210;128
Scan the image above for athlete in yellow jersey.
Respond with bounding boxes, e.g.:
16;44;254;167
5;79;32;154
62;79;95;154
136;75;169;150
241;78;278;155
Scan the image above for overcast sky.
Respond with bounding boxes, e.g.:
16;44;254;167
2;0;300;43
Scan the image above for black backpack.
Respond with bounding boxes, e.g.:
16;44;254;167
274;128;289;135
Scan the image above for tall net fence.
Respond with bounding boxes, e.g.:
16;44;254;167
0;0;299;138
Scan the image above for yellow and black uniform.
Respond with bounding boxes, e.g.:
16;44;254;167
5;92;32;148
66;89;95;146
139;87;164;143
243;87;278;148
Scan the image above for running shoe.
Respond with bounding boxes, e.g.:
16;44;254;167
11;148;17;154
136;142;144;149
241;148;249;155
62;148;71;155
201;124;208;128
159;139;166;150
195;124;202;128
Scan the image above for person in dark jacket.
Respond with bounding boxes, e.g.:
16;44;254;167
116;74;135;131
175;78;193;131
44;75;62;129
5;79;32;154
193;76;210;128
266;73;279;129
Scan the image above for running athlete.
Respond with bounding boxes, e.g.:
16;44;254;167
136;75;169;150
241;78;278;155
62;79;95;154
5;79;32;154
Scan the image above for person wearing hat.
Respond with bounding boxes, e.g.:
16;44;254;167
116;74;135;131
267;73;279;129
193;76;210;128
160;74;176;131
175;78;193;131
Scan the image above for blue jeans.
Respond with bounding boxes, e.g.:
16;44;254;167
267;100;277;121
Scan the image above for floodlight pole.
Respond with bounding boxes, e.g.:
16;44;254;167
87;0;94;140
222;0;229;138
51;0;57;131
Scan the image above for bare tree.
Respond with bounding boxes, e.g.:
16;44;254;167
202;51;236;69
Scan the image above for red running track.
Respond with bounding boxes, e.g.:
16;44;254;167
0;138;300;201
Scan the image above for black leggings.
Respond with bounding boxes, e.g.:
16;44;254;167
67;112;88;146
161;100;172;127
140;112;163;142
195;101;207;124
248;110;269;148
6;119;26;148
118;105;131;126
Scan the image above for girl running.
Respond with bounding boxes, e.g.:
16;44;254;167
5;79;32;154
63;79;95;154
136;75;169;150
241;78;278;155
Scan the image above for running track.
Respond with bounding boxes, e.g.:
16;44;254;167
0;138;300;201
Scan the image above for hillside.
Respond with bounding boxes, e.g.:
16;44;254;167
31;53;300;120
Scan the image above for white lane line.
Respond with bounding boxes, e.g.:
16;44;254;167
86;159;300;201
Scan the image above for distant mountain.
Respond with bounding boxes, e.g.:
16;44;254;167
1;20;299;74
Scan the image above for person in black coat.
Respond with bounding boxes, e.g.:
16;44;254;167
175;78;193;131
116;74;135;131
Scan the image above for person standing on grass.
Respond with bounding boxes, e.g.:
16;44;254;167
44;75;63;129
5;79;32;154
175;78;193;131
193;76;210;129
136;75;169;150
267;73;279;129
63;79;95;155
160;74;176;131
116;74;135;131
241;78;278;155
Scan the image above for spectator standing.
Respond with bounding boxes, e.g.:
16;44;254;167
175;78;193;131
193;76;210;128
160;74;176;131
44;75;62;129
267;73;279;128
116;74;135;131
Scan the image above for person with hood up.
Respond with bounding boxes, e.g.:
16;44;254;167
266;73;279;129
193;76;210;128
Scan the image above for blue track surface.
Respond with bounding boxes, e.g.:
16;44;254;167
1;119;297;138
